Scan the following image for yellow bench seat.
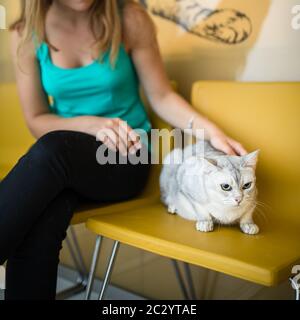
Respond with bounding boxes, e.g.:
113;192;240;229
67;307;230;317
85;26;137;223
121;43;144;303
86;202;300;287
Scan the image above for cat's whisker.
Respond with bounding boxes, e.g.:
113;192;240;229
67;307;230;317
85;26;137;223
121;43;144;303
253;206;269;224
254;202;273;216
255;212;269;226
255;200;273;210
241;199;269;224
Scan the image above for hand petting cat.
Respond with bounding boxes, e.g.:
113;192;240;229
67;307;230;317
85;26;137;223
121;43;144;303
209;130;248;156
191;115;248;156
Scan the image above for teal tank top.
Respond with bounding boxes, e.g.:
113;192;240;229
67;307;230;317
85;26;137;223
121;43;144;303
35;42;152;139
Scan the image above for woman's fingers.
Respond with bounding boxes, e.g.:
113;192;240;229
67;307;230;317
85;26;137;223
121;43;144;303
96;120;128;156
210;136;236;155
210;134;248;156
228;138;248;156
117;119;142;153
116;120;135;153
94;118;143;155
220;143;236;155
111;127;128;156
97;119;141;156
97;128;118;152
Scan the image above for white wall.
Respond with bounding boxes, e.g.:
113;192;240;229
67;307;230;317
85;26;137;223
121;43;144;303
239;0;300;81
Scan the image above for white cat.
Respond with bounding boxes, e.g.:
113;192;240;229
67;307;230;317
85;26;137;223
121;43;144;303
160;140;260;235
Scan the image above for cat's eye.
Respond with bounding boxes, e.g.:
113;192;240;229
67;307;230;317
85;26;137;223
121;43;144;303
243;182;252;190
221;184;232;191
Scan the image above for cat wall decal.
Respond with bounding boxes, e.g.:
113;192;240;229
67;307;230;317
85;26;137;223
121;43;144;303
139;0;252;45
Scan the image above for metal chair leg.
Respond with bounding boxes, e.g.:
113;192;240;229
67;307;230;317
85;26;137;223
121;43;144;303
98;241;120;300
56;226;88;300
171;259;190;300
183;262;197;299
69;227;88;277
85;235;103;300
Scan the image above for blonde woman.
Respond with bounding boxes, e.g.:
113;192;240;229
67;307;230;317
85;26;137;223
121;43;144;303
0;0;247;300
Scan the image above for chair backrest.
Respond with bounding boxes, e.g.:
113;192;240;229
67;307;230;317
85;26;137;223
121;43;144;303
0;83;35;179
191;81;300;225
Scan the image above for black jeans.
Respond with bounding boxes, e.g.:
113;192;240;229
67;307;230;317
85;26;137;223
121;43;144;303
0;130;151;300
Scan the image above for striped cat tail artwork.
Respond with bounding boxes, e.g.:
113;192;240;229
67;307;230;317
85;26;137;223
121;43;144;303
140;0;252;44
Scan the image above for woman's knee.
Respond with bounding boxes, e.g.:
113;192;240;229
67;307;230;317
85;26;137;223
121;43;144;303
27;130;74;164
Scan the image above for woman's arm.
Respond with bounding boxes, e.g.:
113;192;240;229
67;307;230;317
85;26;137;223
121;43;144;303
123;3;247;156
10;30;140;155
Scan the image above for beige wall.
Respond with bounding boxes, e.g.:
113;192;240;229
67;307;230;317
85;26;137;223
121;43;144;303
0;0;298;299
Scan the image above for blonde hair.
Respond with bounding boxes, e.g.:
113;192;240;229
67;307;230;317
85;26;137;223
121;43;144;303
10;0;137;68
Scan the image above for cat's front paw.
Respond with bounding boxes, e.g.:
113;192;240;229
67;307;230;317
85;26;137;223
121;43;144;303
196;220;214;232
240;223;259;235
167;204;177;214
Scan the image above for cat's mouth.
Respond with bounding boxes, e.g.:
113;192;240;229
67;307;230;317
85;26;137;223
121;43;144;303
232;202;242;207
222;201;244;208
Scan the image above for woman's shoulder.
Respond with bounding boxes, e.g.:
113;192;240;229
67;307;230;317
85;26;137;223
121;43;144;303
10;29;36;62
122;1;157;50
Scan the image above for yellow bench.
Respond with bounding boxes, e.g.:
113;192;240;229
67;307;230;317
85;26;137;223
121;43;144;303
85;81;300;299
0;84;35;179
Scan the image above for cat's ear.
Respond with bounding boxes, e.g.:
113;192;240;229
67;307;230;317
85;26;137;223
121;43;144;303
240;150;260;169
185;156;217;166
202;158;220;173
184;156;218;173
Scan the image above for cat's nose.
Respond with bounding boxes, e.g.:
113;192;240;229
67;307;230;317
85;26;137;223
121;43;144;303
235;197;242;205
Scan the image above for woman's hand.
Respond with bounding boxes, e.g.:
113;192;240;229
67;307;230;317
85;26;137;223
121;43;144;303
192;115;248;156
88;117;142;156
209;130;248;156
